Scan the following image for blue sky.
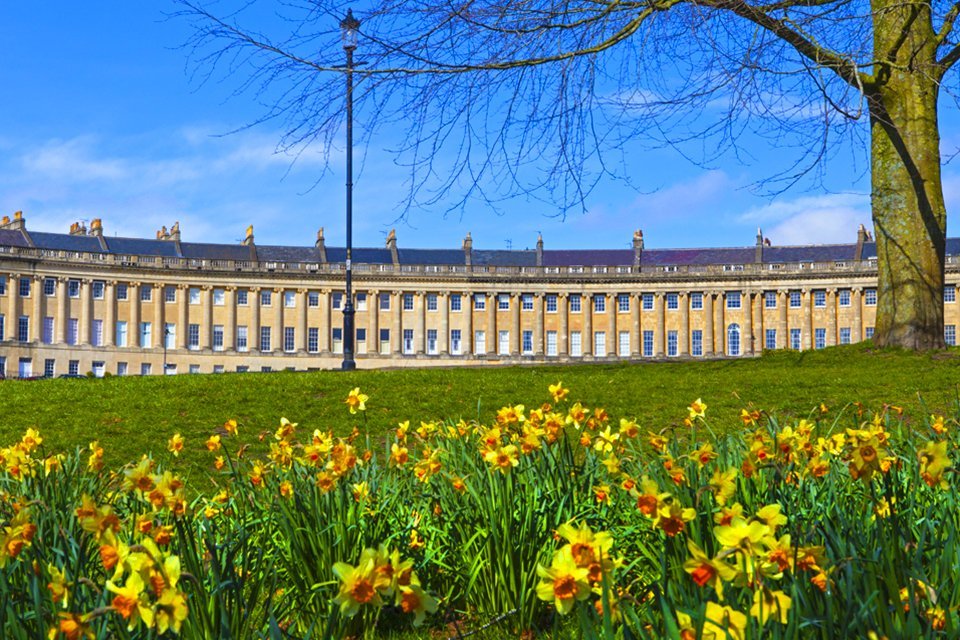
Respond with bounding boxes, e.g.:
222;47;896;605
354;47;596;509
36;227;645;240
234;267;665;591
2;3;959;252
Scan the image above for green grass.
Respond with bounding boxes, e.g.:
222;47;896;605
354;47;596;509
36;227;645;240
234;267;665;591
2;343;959;486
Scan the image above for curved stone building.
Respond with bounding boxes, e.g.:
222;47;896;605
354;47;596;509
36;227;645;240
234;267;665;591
0;212;957;377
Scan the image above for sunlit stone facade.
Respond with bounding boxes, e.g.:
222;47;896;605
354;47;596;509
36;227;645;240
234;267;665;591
1;212;958;377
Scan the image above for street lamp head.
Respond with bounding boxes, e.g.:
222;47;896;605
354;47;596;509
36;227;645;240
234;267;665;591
340;9;360;51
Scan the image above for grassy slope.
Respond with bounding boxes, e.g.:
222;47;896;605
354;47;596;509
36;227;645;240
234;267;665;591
1;343;958;487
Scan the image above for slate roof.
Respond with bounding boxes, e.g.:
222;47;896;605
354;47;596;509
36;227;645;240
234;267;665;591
29;232;105;253
761;244;855;263
256;245;321;263
0;229;30;248
104;237;180;257
543;250;633;266
180;243;252;261
325;247;394;264
472;250;537;267
398;249;464;266
642;247;755;266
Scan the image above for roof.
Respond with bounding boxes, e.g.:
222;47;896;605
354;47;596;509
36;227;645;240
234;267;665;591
398;249;464;265
180;243;252;261
104;237;180;257
472;250;537;267
29;232;106;253
543;250;633;266
324;247;394;264
0;229;30;248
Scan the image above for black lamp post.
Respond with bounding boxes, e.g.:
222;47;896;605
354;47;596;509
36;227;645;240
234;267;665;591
340;9;359;371
163;326;170;374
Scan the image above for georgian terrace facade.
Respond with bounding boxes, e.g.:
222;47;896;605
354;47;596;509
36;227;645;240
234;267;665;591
1;213;959;377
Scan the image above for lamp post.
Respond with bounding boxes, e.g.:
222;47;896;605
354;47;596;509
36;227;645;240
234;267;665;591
340;9;360;371
162;326;170;375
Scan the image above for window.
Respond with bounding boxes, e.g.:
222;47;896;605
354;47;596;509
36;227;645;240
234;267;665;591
727;323;741;356
356;293;367;311
765;329;777;350
667;330;678;357
69;280;81;298
356;328;367;353
427;329;438;354
946;286;957;303
790;291;801;308
815;328;826;349
642;294;654;311
378;293;389;310
691;330;703;357
522;330;534;354
619;331;630;357
0;276;5;295
427;294;438;311
593;296;606;313
44;278;56;296
618;294;631;312
0;314;5;340
864;289;877;306
236;326;248;352
91;319;103;347
237;290;248;306
68;318;79;345
17;358;33;378
213;365;225;374
379;328;390;354
839;289;851;307
164;324;176;349
498;294;510;311
726;292;741;309
140;363;151;376
189;287;200;305
546;295;558;313
91;281;105;300
547;331;558;356
691;293;703;310
594;331;606;357
116;321;127;348
946;325;957;346
117;362;128;376
814;290;826;308
840;327;851;345
498;330;510;355
165;286;177;303
474;293;486;311
451;329;462;355
284;291;296;308
308;328;320;353
666;293;678;311
189;364;201;375
236;366;249;373
213;325;224;351
308;291;320;307
403;294;414;311
260;327;272;352
569;294;582;313
765;291;777;308
188;324;200;349
139;285;151;302
642;330;654;357
790;328;801;350
69;360;80;376
91;361;105;378
517;294;531;311
44;359;55;378
284;327;296;352
261;290;272;307
213;289;225;305
116;284;128;300
570;331;582;357
403;329;414;354
450;294;462;312
474;330;486;354
865;326;875;339
140;322;152;348
43;317;54;344
19;278;31;297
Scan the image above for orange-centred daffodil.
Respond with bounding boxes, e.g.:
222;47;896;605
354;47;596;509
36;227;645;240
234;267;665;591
535;547;591;615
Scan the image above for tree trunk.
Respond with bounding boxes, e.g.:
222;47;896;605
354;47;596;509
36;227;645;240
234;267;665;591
868;0;946;350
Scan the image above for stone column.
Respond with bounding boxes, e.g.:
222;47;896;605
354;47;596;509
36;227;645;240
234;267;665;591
80;279;92;345
32;276;44;342
392;291;402;355
273;288;284;351
201;286;213;350
56;279;68;344
367;290;378;355
129;283;140;348
415;291;425;355
225;287;236;352
439;292;449;355
778;290;788;349
534;293;545;356
487;292;497;356
463;292;473;356
852;288;863;342
754;291;764;351
511;293;521;355
742;291;752;356
654;293;665;357
101;281;115;347
582;294;593;357
177;285;188;349
558;293;569;356
715;292;726;355
801;290;813;351
154;285;164;350
704;292;714;355
679;293;689;355
608;294;617;357
6;274;18;337
630;293;641;356
827;289;838;347
251;287;262;353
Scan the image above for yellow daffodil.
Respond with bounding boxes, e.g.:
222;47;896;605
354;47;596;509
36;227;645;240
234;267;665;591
205;435;221;452
703;602;747;640
548;381;569;403
688;398;708;420
106;572;154;631
167;433;184;457
751;587;792;625
683;540;736;599
332;557;382;617
483;444;519;474
918;440;952;489
709;468;738;505
398;584;438;626
344;388;369;414
223;418;238;436
535;547;591;615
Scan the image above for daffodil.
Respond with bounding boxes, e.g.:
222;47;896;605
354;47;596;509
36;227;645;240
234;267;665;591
332;557;382;617
205;435;221;452
535;547;591;615
703;602;747;640
683;540;736;599
751;587;791;625
709;468;738;505
166;433;184;457
548;381;569;403
918;440;952;489
106;572;154;631
398;584;438;626
688;398;708;420
483;444;519;473
344;388;369;414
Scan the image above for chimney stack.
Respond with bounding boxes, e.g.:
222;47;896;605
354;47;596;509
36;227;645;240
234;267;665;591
90;218;103;237
462;232;473;267
536;233;544;267
755;227;763;263
632;230;644;267
316;227;327;263
242;224;255;246
386;229;399;266
855;223;869;260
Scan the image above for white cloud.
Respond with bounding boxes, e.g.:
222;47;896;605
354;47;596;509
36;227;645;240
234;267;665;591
739;193;870;245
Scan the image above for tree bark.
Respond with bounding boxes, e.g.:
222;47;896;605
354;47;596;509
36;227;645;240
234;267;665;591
868;0;946;350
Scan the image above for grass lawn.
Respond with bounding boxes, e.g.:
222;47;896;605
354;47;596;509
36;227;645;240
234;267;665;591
1;343;958;486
